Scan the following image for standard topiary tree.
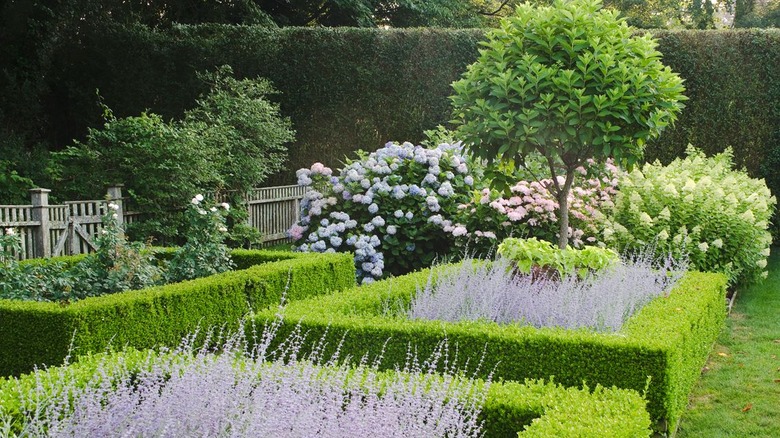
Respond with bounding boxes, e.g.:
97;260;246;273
450;0;687;248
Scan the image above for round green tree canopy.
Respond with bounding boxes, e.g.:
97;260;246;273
450;0;687;170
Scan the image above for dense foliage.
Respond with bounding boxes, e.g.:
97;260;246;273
251;267;727;429
451;0;687;248
50;67;292;243
3;25;779;228
602;147;776;285
497;237;620;279
0;197;235;302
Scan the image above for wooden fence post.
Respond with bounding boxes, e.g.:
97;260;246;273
106;185;124;227
29;188;51;258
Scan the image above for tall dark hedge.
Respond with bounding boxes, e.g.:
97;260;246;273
3;25;780;224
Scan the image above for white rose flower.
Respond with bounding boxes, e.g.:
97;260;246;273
5;228;15;236
221;202;230;210
195;194;204;202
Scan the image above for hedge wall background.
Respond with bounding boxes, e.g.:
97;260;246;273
3;25;779;203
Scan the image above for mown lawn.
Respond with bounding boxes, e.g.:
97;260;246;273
678;249;780;437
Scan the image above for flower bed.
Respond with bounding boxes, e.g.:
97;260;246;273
248;264;727;431
0;343;652;437
0;250;355;377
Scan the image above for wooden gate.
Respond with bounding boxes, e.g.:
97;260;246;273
49;201;107;257
245;185;307;243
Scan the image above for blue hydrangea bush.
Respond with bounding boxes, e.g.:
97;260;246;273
290;142;478;283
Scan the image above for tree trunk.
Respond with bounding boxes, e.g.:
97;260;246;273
556;168;576;250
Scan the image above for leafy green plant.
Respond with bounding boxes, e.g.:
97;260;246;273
450;0;687;248
497;237;619;279
602;146;776;285
70;203;162;299
181;65;294;193
1;204;162;302
52;66;293;244
165;195;234;283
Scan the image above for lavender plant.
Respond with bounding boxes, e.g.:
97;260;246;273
406;253;687;333
7;326;487;437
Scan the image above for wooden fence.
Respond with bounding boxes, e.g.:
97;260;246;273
0;185;307;260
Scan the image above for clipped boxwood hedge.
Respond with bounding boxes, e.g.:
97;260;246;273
0;348;651;437
0;250;355;377
248;265;727;431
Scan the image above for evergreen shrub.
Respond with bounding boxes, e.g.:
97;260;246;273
249;265;727;431
0;251;355;377
0;339;651;437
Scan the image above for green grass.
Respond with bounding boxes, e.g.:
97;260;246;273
261;240;295;252
678;248;780;437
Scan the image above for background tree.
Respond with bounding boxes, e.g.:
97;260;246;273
450;0;687;249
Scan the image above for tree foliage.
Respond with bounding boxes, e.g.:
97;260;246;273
50;67;293;243
450;0;687;248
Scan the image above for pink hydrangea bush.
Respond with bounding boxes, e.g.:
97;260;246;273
448;159;622;254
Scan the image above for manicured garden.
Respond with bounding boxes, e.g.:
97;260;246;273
0;0;778;436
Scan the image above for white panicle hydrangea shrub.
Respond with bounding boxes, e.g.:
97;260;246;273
290;142;477;284
406;254;686;332
601;147;776;285
9;328;487;437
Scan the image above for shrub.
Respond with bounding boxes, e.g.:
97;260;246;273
497;237;620;279
180;65;294;193
452;159;621;253
1;205;162;302
0;251;356;376
0;331;653;438
405;254;685;332
450;0;687;248
249;267;727;430
165;195;234;283
51;66;293;244
602;147;776;285
290;142;477;283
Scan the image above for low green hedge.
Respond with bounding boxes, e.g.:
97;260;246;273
248;265;727;431
0;250;355;377
0;349;651;437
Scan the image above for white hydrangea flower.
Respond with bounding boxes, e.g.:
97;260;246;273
657;229;669;241
711;239;723;249
756;259;767;269
698;242;709;252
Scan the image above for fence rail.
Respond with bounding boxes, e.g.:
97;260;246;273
1;185;306;260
